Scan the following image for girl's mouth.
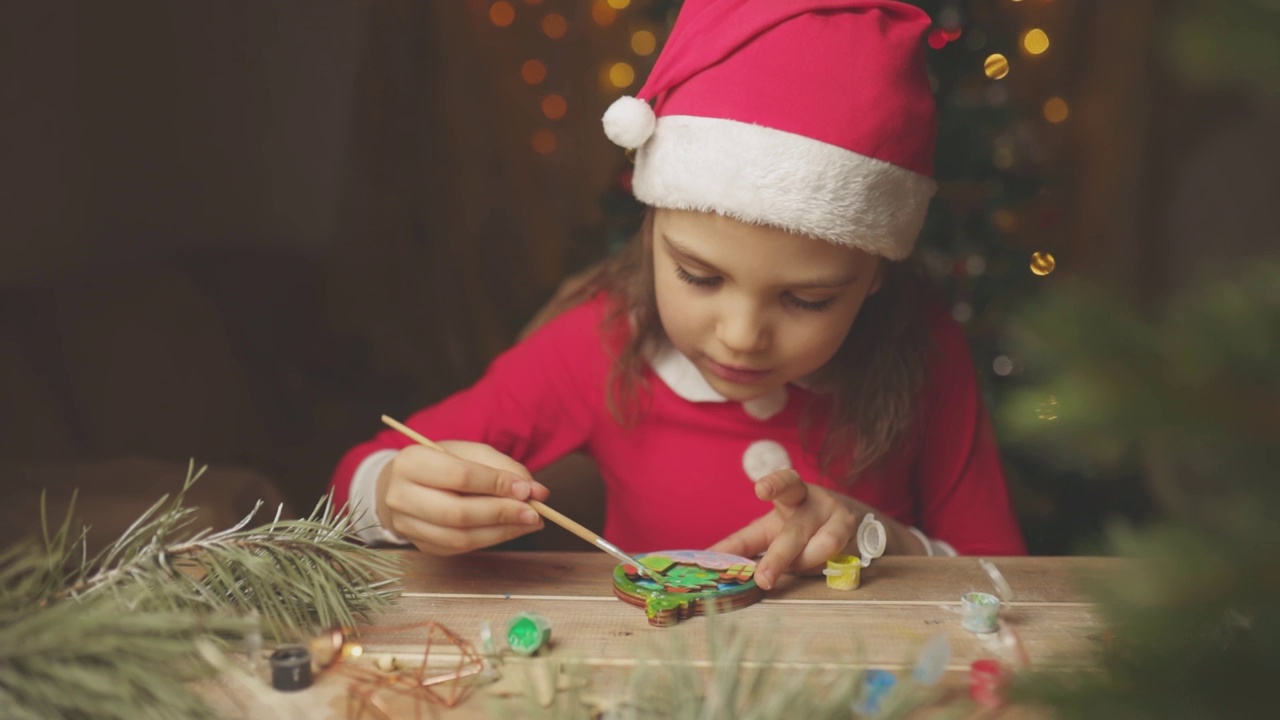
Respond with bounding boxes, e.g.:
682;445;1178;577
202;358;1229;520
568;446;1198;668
705;358;770;385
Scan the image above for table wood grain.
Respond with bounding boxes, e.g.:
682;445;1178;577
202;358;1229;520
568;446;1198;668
217;551;1119;718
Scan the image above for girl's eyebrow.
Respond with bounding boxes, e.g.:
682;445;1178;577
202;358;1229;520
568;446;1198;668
662;233;858;290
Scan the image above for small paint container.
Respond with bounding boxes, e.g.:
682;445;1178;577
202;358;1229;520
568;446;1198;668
854;669;897;715
968;659;1007;708
822;514;886;591
269;645;313;692
506;612;552;656
960;592;1001;633
823;555;861;590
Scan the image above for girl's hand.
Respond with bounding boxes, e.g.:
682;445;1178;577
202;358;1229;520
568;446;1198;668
375;441;549;556
708;469;861;591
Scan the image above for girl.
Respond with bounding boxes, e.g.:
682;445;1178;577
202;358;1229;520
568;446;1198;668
330;0;1027;591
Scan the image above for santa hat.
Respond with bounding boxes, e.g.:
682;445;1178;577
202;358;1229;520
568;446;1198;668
602;0;938;260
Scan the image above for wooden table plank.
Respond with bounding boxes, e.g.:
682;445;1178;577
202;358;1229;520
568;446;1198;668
394;551;1120;604
362;596;1100;670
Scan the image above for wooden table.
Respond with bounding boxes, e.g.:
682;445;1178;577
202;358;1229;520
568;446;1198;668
232;551;1118;718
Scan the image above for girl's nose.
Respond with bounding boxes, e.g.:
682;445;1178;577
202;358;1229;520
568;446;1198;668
716;305;770;354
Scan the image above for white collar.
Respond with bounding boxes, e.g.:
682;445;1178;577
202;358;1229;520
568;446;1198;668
647;341;799;420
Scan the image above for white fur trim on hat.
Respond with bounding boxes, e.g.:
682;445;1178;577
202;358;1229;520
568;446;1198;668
632;115;938;260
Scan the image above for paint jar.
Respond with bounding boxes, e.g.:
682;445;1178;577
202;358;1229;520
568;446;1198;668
506;612;552;656
823;554;861;590
854;669;897;715
960;592;1001;633
822;514;886;591
269;645;313;691
968;659;1007;708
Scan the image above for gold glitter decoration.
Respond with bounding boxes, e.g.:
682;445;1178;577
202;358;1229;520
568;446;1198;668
1030;251;1056;276
984;53;1010;80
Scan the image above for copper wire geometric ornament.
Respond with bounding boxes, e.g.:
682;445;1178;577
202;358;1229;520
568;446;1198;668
336;621;486;718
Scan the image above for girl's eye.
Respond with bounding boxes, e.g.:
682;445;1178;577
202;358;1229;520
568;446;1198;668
784;293;834;312
675;265;721;288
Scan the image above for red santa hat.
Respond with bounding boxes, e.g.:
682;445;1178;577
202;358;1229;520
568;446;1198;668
602;0;938;260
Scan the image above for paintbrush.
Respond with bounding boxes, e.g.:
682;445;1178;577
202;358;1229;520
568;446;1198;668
379;415;664;582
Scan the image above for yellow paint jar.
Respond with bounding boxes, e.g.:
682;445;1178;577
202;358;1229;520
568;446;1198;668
823;514;886;591
823;554;861;590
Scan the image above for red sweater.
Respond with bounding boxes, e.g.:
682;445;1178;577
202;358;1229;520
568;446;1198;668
331;294;1026;556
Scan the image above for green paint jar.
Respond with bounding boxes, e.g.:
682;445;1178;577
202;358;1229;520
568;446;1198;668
506;612;552;656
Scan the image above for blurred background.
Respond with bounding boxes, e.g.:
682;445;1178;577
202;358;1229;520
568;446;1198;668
1;0;1276;555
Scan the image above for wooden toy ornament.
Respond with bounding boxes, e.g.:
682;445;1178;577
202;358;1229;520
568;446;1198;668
822;514;886;590
612;550;763;627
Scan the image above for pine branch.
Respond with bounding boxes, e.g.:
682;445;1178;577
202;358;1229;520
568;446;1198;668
1;460;405;718
0;584;250;720
52;461;402;640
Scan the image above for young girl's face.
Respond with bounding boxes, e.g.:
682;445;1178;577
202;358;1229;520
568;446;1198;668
651;208;883;402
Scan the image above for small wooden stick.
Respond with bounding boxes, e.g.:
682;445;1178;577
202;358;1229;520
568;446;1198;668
379;415;661;580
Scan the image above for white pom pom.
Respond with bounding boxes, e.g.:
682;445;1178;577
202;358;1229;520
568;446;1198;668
602;96;656;149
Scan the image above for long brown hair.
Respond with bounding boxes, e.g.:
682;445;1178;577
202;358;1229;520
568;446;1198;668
551;210;933;484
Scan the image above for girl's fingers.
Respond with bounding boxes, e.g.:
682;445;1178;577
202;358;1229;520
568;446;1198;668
754;520;813;590
395;516;545;556
707;513;778;559
755;469;808;508
788;520;853;573
387;484;543;531
397;445;536;501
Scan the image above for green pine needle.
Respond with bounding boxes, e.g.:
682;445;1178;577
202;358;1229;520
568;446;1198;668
0;460;403;719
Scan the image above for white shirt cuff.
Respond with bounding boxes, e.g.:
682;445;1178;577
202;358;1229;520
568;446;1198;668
908;526;958;557
349;449;411;546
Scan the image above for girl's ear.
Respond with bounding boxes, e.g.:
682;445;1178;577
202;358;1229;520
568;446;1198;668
867;260;886;296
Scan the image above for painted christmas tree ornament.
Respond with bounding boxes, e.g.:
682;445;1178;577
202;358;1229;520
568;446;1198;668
612;550;763;627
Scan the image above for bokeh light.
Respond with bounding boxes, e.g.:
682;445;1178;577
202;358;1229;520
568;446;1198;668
609;62;636;88
489;2;515;27
1043;97;1069;123
542;13;568;39
541;94;567;120
532;129;557;155
631;30;657;56
520;59;546;85
1030;251;1056;276
592;1;617;26
1023;28;1050;55
984;53;1010;79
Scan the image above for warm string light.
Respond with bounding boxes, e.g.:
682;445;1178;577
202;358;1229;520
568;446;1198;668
520;59;546;85
1043;97;1069;123
608;62;636;88
1022;28;1050;55
631;30;657;56
489;2;515;27
541;13;568;39
592;0;618;27
541;94;567;120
